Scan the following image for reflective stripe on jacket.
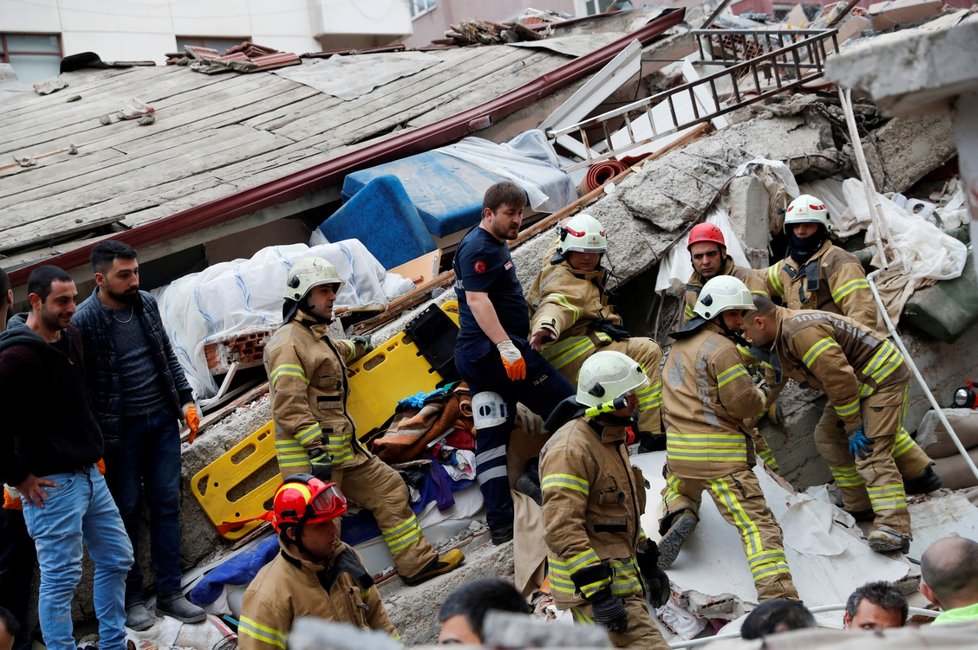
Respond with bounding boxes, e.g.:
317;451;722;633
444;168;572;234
663;322;766;479
682;258;768;324
540;417;648;608
238;540;397;650
264;311;370;473
765;240;881;334
771;307;908;432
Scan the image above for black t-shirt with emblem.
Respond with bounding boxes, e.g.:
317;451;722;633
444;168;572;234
453;226;530;359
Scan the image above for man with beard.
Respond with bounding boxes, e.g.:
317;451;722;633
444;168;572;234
681;223;767;325
765;195;881;334
238;476;398;650
453;182;574;545
72;240;206;630
0;265;133;650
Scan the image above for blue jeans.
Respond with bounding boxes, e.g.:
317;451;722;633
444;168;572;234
21;466;133;650
103;410;183;605
456;339;574;531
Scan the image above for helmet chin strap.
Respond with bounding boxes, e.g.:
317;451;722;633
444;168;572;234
717;316;751;348
298;299;333;325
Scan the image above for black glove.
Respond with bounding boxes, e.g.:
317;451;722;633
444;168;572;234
589;318;632;341
590;588;629;634
636;544;671;608
309;449;333;482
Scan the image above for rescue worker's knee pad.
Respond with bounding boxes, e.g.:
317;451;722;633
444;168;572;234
473;391;510;432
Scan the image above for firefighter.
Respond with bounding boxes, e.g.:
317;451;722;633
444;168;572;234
658;276;798;602
527;213;665;452
765;194;882;334
742;297;940;553
682;222;768;325
238;475;397;650
263;257;463;586
540;350;671;649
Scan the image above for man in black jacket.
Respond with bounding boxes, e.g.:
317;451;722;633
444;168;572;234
0;265;133;650
73;241;204;629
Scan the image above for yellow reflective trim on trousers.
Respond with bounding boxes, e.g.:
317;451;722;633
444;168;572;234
238;616;288;649
541;473;590;496
802;337;838;368
768;263;784;295
386;528;422;553
668;432;748;462
748;549;787;568
753;562;792;581
571;608;595;625
709;477;762;556
269;363;308;387
833;397;861;418
867;484;907;510
829;465;864;488
717;364;749;388
295;423;322;445
893;428;914;457
831;278;870;302
545;336;597;370
664;474;683;503
382;514;418;540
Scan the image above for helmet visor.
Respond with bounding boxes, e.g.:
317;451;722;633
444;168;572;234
306;483;347;524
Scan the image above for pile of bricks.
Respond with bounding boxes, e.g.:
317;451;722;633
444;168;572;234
204;326;275;375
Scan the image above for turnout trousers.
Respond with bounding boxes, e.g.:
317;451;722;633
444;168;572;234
660;468;798;602
813;382;925;535
569;592;669;650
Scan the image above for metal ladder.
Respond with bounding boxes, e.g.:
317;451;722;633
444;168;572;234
547;28;841;171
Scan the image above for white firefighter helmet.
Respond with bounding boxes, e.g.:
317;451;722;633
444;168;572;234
559;213;607;255
783;194;830;232
576;350;648;408
284;257;343;302
694;275;754;320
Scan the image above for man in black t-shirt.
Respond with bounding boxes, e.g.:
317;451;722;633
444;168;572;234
453;181;574;544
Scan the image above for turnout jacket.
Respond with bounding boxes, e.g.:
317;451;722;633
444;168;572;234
527;243;622;339
682;257;768;324
239;540;397;650
766;307;908;433
540;417;648;608
72;288;194;442
765;240;880;333
264;311;371;473
662;321;766;480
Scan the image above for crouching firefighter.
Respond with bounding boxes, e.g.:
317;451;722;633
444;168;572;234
658;276;798;602
263;257;463;586
540;350;672;650
239;475;398;649
527;213;665;453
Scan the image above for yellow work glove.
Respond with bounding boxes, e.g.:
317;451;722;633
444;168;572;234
184;403;201;444
497;340;526;381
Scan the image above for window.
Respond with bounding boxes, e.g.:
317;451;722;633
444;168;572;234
411;0;436;19
1;33;62;84
581;0;618;15
175;36;251;54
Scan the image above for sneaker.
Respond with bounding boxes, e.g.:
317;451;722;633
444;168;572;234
904;465;943;495
657;509;698;569
155;593;207;624
125;603;155;631
867;527;911;553
401;549;465;586
490;523;514;546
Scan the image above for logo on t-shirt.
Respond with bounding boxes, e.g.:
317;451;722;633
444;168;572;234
474;260;487;273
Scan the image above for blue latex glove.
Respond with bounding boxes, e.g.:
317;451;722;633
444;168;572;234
847;426;873;459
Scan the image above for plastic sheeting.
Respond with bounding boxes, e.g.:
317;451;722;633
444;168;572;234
654;208;752;295
439;130;579;214
155;241;415;398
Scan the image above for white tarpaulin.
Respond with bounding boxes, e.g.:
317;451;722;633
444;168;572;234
654;208;752;295
155;241;415;398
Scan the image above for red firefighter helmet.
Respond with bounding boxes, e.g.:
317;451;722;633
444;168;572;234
271;474;347;534
687;223;726;251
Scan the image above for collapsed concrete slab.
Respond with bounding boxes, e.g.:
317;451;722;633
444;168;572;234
859;113;956;194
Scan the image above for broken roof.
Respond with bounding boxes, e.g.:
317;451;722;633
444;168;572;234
0;7;683;287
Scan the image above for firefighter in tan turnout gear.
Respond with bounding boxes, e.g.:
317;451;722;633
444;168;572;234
742;297;940;553
681;222;768;325
658;276;798;602
765;194;882;334
540;350;672;650
239;475;397;650
263;257;463;586
527;213;665;452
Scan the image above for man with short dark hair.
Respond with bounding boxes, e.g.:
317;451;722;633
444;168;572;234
0;605;19;650
437;578;531;644
843;581;907;630
920;536;978;625
72;240;205;629
453;181;575;544
0;265;133;650
740;598;816;639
